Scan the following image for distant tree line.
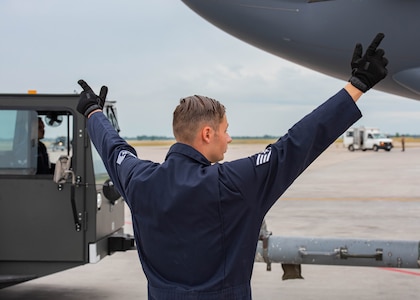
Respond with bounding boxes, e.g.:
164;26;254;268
126;135;174;141
123;135;279;141
124;134;420;141
392;133;420;138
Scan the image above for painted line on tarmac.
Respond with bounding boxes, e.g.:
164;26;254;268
382;268;420;276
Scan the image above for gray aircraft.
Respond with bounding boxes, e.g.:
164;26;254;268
181;0;420;101
180;0;420;277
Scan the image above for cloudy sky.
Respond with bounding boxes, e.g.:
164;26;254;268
1;0;420;138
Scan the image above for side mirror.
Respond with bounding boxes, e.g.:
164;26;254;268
103;178;121;204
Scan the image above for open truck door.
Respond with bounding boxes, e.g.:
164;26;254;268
0;94;134;288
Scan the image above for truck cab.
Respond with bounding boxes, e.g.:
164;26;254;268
0;93;133;288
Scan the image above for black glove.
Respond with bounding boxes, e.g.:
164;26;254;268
77;79;108;117
349;33;388;92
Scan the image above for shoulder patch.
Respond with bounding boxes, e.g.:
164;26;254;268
117;150;136;165
256;147;272;166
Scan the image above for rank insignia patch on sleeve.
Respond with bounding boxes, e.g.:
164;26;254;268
256;147;272;166
117;150;136;165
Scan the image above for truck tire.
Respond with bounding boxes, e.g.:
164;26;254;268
373;145;379;151
348;145;354;152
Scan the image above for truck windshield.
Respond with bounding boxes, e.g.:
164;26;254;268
373;133;387;139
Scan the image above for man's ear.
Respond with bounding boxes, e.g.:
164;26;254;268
201;126;212;144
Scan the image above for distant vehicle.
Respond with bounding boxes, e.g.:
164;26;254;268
52;136;67;152
343;127;393;152
0;93;133;288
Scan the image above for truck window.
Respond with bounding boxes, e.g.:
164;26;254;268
0;110;38;175
91;142;108;185
37;112;73;175
0;109;74;176
92;102;120;186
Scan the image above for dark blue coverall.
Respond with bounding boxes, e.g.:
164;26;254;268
88;89;362;299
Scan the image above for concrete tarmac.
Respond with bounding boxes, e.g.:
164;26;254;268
1;143;419;299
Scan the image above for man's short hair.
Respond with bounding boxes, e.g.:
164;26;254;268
173;95;226;143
